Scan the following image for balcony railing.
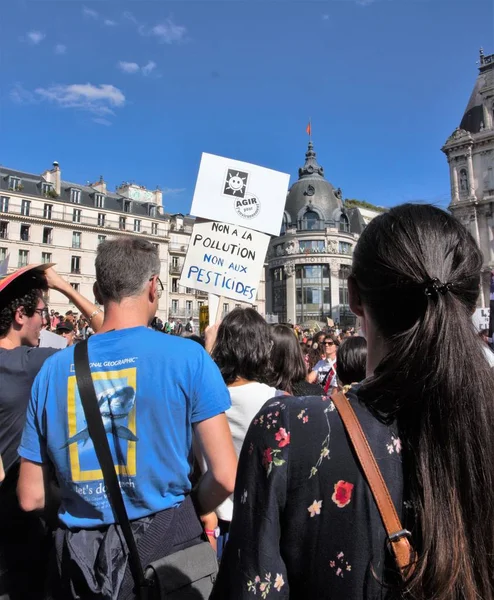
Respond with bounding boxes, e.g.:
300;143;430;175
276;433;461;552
169;243;188;253
170;224;193;234
169;264;183;274
0;203;169;237
0;230;8;239
168;308;200;319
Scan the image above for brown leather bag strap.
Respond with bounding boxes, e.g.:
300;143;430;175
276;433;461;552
331;390;415;577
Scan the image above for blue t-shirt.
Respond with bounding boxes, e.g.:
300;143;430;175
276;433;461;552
19;327;231;529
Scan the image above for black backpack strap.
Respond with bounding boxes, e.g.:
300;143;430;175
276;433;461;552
73;340;152;598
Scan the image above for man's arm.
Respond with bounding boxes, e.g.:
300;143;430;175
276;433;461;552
192;414;237;516
0;454;4;483
44;268;104;332
17;458;50;512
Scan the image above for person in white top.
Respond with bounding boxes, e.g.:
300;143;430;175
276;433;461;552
204;308;277;556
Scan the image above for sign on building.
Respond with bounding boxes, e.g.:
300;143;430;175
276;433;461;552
179;220;270;303
190;153;290;236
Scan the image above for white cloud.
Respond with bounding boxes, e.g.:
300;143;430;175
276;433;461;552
118;61;140;74
123;11;139;25
10;83;35;104
322;14;330;20
145;18;187;44
93;117;112;126
35;83;125;116
54;44;66;55
104;19;116;26
27;31;45;44
142;61;156;76
162;187;186;196
83;6;98;18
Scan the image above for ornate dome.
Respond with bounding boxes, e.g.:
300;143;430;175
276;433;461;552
284;141;344;226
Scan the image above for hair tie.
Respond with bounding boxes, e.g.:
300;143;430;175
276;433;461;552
424;278;452;297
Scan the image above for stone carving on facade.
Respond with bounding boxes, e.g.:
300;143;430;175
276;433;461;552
335;187;343;200
446;128;471;144
284;261;296;277
285;239;298;255
459;169;469;194
276;244;284;257
329;258;340;274
327;239;338;254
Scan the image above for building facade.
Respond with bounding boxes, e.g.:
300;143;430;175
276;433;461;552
0;162;265;324
442;49;494;307
265;142;380;326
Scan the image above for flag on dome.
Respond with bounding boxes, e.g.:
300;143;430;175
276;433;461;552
306;121;311;136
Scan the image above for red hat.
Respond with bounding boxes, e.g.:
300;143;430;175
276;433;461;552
0;263;55;295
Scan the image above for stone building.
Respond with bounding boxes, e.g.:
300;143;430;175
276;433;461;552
442;48;494;307
265;142;380;326
0;162;265;324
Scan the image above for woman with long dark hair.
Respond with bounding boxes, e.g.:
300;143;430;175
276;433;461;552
211;204;494;599
336;336;367;391
269;324;322;396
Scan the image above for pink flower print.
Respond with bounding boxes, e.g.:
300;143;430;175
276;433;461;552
337;552;344;559
329;560;335;568
303;415;309;423
336;568;342;577
254;576;261;583
260;583;267;592
332;481;354;508
393;436;402;453
274;427;290;448
275;411;280;417
307;499;323;517
274;574;285;591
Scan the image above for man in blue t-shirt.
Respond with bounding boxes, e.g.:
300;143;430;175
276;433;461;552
17;237;237;597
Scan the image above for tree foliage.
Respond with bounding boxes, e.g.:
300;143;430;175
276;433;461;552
344;199;386;213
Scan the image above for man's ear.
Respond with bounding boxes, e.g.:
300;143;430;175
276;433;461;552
13;306;26;327
93;282;103;305
348;277;364;318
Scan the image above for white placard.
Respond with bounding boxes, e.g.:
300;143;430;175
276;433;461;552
190;153;290;236
179;221;270;303
473;307;490;331
39;329;67;349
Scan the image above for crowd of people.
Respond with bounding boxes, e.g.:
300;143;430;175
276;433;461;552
0;204;493;599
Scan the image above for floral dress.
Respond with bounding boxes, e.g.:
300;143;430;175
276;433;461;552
210;389;405;599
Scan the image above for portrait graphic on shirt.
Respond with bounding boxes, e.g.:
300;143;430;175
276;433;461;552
64;367;138;482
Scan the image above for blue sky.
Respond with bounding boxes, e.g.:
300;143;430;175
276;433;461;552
1;0;493;214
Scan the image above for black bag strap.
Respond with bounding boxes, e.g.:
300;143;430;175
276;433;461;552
74;340;152;598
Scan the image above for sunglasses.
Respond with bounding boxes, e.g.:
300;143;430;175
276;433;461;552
324;341;336;346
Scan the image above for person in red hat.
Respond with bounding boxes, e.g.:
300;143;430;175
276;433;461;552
0;263;103;600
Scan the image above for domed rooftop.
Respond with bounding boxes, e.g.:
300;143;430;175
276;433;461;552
459;49;494;134
284;141;344;227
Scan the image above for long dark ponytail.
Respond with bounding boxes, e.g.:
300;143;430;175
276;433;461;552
352;204;494;600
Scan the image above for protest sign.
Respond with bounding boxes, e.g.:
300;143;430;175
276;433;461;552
179;220;270;303
190;153;290;236
39;329;67;349
473;307;490;331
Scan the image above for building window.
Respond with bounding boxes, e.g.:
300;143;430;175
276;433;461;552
0;221;8;239
18;249;29;267
0;197;9;212
0;247;6;262
172;278;179;293
151;222;158;235
72;231;82;249
42;182;53;196
339;265;354;325
186;300;193;313
171;299;179;312
21;200;30;216
272;267;286;322
149;206;157;217
124;200;131;213
459;168;469;194
43;203;52;219
70;189;81;204
134;219;141;233
186;287;192;294
172;256;179;268
119;216;126;230
152;243;159;254
339;241;352;255
70;282;80;292
98;213;106;227
95;194;104;208
20;224;30;241
42;227;53;244
198;301;204;309
98;235;106;244
73;209;81;223
71;256;81;274
300;210;323;231
41;252;52;264
223;303;229;315
339;214;350;233
8;177;21;191
235;303;241;309
295;264;331;323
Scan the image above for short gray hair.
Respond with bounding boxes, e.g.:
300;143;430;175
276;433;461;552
95;237;161;303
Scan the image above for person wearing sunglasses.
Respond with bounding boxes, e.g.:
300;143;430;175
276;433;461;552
307;334;339;392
